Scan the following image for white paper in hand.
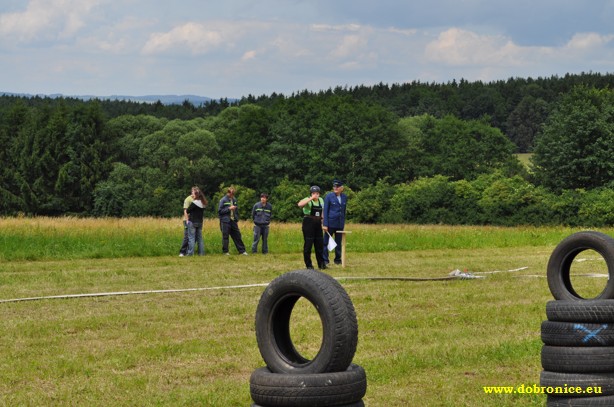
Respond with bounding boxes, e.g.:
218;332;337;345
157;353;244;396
327;233;337;251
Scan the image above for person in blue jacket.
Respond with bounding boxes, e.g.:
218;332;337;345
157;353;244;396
323;180;347;266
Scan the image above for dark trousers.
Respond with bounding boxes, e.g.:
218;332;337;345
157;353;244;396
221;220;246;254
302;217;324;268
179;221;189;255
252;224;269;253
323;227;343;264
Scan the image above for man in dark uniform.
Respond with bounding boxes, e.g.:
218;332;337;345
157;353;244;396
323;179;348;265
251;193;272;254
297;186;326;270
218;187;248;255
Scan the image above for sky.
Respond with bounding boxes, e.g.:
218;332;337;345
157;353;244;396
1;0;613;99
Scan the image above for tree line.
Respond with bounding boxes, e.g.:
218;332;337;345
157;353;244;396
1;74;613;226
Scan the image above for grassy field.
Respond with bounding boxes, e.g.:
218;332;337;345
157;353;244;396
515;153;533;171
0;218;611;406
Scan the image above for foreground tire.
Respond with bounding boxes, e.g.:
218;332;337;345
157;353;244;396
542;346;614;373
547;231;614;300
251;402;364;407
250;364;367;407
541;321;614;346
547;395;614;406
251;400;365;407
540;371;614;396
255;269;358;374
546;300;614;323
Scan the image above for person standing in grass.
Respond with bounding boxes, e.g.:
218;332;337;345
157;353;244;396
323;179;347;266
218;187;248;255
298;186;326;270
251;193;272;254
186;187;207;256
179;187;195;257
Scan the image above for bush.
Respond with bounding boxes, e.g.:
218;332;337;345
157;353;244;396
578;188;614;226
348;179;395;223
384;176;459;224
478;175;557;225
271;178;310;222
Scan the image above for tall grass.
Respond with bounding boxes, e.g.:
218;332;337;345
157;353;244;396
0;217;598;262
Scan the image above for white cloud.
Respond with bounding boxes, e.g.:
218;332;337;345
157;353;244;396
0;0;103;42
241;50;257;61
425;28;522;66
271;35;313;58
387;27;418;36
330;34;368;59
142;22;225;55
310;23;362;33
565;32;614;50
419;26;614;84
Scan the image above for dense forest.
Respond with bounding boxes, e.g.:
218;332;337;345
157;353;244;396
1;72;613;225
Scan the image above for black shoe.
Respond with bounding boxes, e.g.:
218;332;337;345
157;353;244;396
319;263;327;270
306;266;314;270
334;261;342;265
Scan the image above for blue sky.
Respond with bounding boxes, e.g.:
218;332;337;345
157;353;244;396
1;0;613;99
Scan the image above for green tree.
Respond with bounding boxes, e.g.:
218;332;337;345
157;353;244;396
348;179;396;223
205;104;272;189
478;175;554;225
578;188;614;226
270;178;308;222
506;96;549;152
531;86;614;191
399;114;520;181
267;95;409;189
0;100;28;213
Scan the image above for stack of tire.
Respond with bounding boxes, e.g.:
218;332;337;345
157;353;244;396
250;269;367;407
541;231;614;406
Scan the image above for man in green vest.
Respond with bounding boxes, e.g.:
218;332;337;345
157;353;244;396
297;186;326;270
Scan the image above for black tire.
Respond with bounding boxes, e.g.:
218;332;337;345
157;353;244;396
546;300;614;323
251;400;365;407
547;395;614;406
541;321;614;346
540;371;614;396
251;402;364;407
547;231;614;300
250;364;367;407
542;345;614;373
255;269;358;374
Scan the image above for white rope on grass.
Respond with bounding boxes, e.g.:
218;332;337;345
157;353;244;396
0;283;269;304
0;266;530;304
472;266;529;275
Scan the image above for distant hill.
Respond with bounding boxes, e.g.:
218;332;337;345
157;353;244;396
0;92;218;106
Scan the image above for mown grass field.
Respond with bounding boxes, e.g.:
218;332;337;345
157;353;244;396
0;218;611;406
515;153;533;169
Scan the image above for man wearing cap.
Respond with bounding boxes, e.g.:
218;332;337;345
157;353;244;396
323;180;348;266
251;193;272;254
297;186;326;270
